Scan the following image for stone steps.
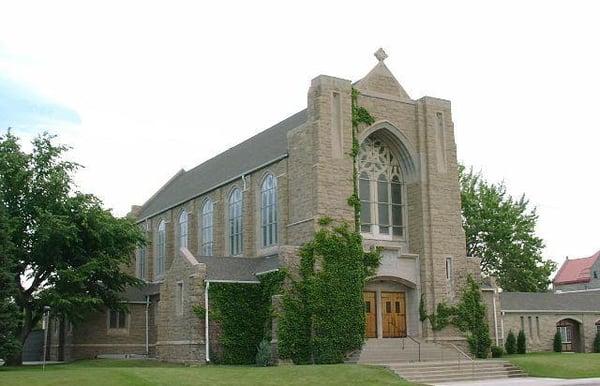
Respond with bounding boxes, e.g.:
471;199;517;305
388;360;527;384
347;339;527;384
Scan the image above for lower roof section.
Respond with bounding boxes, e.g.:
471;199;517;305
500;291;600;312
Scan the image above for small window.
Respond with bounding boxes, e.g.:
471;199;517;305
109;310;127;329
528;316;533;337
395;301;400;313
536;316;540;339
176;282;184;316
365;301;371;313
520;316;525;332
596;321;600;335
445;257;453;280
594;271;598;279
386;302;391;313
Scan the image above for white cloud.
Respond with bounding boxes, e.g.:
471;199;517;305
0;0;598;265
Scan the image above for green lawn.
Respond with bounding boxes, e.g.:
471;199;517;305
0;359;412;386
507;352;600;378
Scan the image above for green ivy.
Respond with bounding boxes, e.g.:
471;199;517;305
278;221;381;364
193;271;285;365
349;87;375;232
421;276;491;358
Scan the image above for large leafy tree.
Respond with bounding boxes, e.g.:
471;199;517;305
0;131;144;364
459;165;556;292
0;193;21;360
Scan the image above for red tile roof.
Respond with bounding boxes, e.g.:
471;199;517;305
553;250;600;285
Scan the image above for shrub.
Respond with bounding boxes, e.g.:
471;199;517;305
491;345;504;358
255;339;272;367
553;330;562;353
505;330;516;354
517;330;527;354
594;331;600;353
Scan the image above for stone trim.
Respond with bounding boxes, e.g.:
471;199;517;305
156;340;204;345
502;310;600;314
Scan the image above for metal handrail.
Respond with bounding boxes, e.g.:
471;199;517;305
443;342;475;377
404;335;421;362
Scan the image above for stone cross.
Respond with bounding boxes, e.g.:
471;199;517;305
374;48;388;62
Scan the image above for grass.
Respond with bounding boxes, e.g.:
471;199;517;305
0;359;413;386
507;352;600;378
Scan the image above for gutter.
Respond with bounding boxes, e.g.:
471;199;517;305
205;281;210;363
145;295;150;356
136;154;288;223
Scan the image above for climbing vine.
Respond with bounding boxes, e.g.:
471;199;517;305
348;87;375;232
421;276;492;358
278;219;381;364
194;271;285;365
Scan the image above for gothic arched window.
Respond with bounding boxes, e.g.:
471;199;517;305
156;220;166;277
229;188;243;255
201;199;214;256
261;173;278;247
178;210;188;250
358;136;406;238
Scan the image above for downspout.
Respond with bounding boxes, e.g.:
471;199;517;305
145;295;149;356
205;281;210;363
492;291;499;346
500;311;505;343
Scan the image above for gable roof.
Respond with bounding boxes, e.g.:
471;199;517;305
500;291;600;312
137;109;307;221
553;250;600;285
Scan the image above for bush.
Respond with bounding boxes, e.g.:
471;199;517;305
553;330;562;353
517;330;527;354
594;331;600;353
505;330;516;354
255;339;272;367
491;345;504;358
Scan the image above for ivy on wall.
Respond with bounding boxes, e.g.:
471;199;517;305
421;276;492;358
348;87;375;232
278;219;381;364
194;271;285;365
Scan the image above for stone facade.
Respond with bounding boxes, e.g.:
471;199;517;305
56;49;496;362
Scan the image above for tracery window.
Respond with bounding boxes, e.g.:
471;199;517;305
201;199;214;256
358;135;406;238
261;174;278;247
229;188;243;255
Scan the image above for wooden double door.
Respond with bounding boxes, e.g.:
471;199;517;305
364;291;406;338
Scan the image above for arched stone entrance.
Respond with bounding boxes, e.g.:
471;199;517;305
364;276;419;339
556;318;582;352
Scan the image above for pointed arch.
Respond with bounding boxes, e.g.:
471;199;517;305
200;198;214;256
178;209;188;250
228;187;243;255
260;173;278;247
358;120;420;183
156;219;166;277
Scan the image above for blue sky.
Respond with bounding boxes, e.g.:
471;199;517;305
0;75;80;132
1;0;599;267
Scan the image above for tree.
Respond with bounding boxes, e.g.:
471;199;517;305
0;131;145;364
459;165;556;292
553;330;562;352
505;330;516;354
593;331;600;353
517;330;527;354
0;195;21;360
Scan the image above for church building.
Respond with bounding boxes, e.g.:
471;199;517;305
45;49;496;363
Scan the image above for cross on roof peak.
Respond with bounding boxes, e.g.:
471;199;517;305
374;48;388;62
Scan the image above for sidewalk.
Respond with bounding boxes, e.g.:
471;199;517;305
434;378;600;386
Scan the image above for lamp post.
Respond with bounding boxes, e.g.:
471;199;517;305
42;306;51;371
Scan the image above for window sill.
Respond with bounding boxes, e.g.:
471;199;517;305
257;245;279;257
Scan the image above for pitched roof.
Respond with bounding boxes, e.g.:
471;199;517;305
137;109;308;220
197;255;280;283
122;283;161;302
500;291;600;312
553;250;600;285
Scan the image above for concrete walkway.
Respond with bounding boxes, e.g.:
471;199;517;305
434;378;600;386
